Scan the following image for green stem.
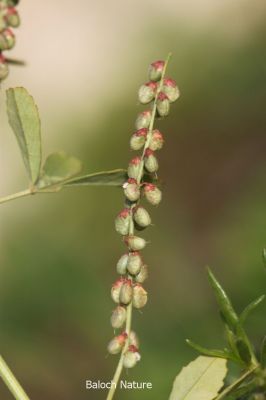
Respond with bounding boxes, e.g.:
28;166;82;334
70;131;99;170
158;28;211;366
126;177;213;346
215;366;258;400
106;53;172;400
0;189;32;205
0;355;30;400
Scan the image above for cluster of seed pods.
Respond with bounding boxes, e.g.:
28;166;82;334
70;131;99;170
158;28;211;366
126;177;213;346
0;0;20;81
107;58;179;369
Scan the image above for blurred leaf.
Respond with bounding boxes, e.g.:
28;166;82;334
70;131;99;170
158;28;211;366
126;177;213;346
207;267;239;332
235;339;252;366
240;295;265;324
224;325;241;361
260;336;266;369
38;151;82;189
6;87;42;184
186;339;234;360
169;356;227;400
262;248;266;268
65;169;127;187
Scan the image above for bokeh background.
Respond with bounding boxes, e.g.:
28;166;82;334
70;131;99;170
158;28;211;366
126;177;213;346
0;0;266;398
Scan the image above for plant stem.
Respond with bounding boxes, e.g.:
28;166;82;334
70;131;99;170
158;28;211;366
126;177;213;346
215;366;258;400
106;53;172;400
0;355;30;400
0;189;33;205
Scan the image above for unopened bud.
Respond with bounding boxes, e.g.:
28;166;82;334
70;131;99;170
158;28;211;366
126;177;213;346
124;235;147;251
148;60;165;82
138;81;157;104
0;29;15;51
123;345;141;368
115;208;131;235
133;206;151;228
5;7;20;28
110;306;127;329
128;331;140;348
144;149;159;173
157;92;170;117
107;332;127;355
123;178;140;202
0;55;9;80
133;284;148;309
127;251;142;275
135;110;152;130
135;264;148;283
130;128;147;151
111;278;124;303
143;183;162;206
127;157;143;180
116;253;129;275
119;279;133;305
149;129;164;151
163;78;180;103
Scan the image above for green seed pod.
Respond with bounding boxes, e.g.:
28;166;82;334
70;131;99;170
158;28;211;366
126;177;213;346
110;306;127;329
111;278;124;303
115;208;131;235
0;28;15;51
123;178;140;202
148;60;165;82
0;14;8;32
124;235;147;251
5;7;20;28
123;345;141;368
156;92;170;117
149;129;164;151
0;56;9;81
107;332;127;355
143;183;162;206
135;110;152;130
138;81;157;104
127;251;142;275
116;253;129;275
119;279;133;305
162;78;180;103
128;331;140;348
127;157;143;180
133;284;148;309
130;128;147;151
133;206;151;228
144;149;159;173
135;264;148;283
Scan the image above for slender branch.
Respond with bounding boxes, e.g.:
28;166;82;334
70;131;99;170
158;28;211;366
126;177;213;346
0;356;30;400
215;366;258;400
106;53;172;400
0;189;32;205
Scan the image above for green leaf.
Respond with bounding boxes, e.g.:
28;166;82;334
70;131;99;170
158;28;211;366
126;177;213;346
169;356;228;400
260;336;266;368
38;151;82;189
6;87;42;184
64;169;127;187
186;340;237;362
239;295;265;324
235;339;252;366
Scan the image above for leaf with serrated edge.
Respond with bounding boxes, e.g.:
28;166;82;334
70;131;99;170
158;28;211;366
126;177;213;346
6;87;42;184
169;356;227;400
64;169;127;187
38;151;82;188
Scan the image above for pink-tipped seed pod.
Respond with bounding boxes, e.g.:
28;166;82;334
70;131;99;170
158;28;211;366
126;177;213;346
144;148;159;173
156;92;170;117
135;110;152;130
143;183;162;206
162;78;180;103
148;60;165;82
130;128;148;151
110;306;127;329
138;81;157;104
115;208;131;236
132;284;148;309
124;235;147;251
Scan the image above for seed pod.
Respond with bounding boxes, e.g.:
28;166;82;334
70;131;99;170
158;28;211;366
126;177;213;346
135;264;148;283
149;129;164;151
127;251;142;275
5;7;20;28
148;60;165;82
138;81;157;104
130;128;148;151
128;331;140;348
107;332;127;355
116;253;129;275
123;345;141;368
110;306;127;329
124;235;147;251
156;92;170;117
0;28;15;51
115;208;131;235
133;284;148;309
119;279;133;305
127;157;143;180
0;14;8;32
162;78;180;103
0;55;9;81
144;149;159;173
143;183;162;206
135;110;152;130
111;278;124;303
123;178;140;202
133;206;151;228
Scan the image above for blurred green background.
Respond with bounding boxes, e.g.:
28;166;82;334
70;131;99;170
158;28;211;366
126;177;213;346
0;0;266;399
